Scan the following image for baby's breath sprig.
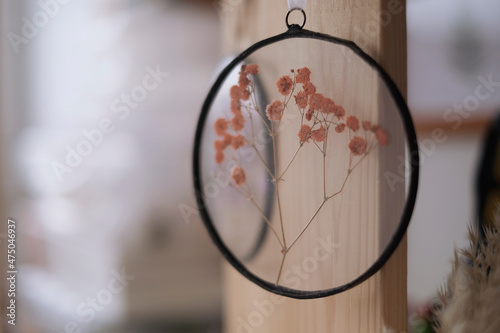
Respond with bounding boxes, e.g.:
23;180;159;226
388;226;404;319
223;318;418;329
213;64;389;286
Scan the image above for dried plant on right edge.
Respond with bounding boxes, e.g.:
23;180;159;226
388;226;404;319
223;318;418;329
436;207;500;333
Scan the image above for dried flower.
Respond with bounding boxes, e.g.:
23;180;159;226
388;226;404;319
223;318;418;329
231;134;247;150
334;105;345;120
375;128;389;146
436;207;500;333
349;136;367;155
214;64;394;283
298;124;311;143
311;126;326;142
346;116;360;132
230;84;250;101
296;67;311;84
240;88;250;101
303;81;316;96
294;90;308;109
335;123;346;133
246;64;259;75
309;93;325;111
277;75;294;96
266;100;284;121
305;108;314;121
214;118;229;136
214;139;228;151
215;150;225;164
231;99;241;114
231;114;246;131
231;166;246;187
223;133;233;146
362;121;371;131
239;72;250;89
322;98;336;114
230;85;241;100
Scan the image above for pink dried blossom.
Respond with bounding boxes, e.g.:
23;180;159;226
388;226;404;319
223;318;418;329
214;139;228;152
214;118;228;136
362;121;371;131
296;67;311;84
231;114;246;131
334;105;345;120
294;90;308;109
303;81;316;96
298;124;311;143
231;134;247;150
311;126;326;142
246;64;259;75
230;84;250;101
346;116;360;132
309;93;325;111
322;97;336;114
231;166;246;187
375;128;389;146
277;75;294;96
240;88;250;101
349;136;367;156
215;151;225;164
223;134;233;146
231;100;241;114
239;72;250;89
305;108;314;121
335;123;346;133
266;100;284;121
230;85;241;100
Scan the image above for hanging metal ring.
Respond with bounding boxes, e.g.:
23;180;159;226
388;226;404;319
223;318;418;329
286;8;306;30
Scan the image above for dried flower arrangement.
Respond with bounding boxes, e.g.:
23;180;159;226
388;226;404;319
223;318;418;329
212;64;389;285
435;207;500;333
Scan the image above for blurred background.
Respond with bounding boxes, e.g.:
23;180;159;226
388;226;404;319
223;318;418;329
0;0;499;332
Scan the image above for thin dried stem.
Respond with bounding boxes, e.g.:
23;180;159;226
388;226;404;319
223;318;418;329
286;151;364;253
251;144;274;179
272;122;287;249
248;82;272;134
323;136;327;199
287;199;328;252
277;144;303;181
311;139;324;154
276;251;287;285
228;183;284;249
249;197;284;249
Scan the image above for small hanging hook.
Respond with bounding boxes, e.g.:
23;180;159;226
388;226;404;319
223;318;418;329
286;8;306;30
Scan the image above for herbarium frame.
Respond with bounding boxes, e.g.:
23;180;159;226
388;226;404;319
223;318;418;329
193;25;419;299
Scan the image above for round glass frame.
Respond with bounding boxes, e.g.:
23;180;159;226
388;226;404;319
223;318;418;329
193;25;419;299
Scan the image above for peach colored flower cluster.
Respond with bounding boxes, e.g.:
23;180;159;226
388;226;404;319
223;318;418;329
213;64;262;186
214;64;390;186
211;64;392;285
231;166;246;187
266;100;284;121
266;66;389;154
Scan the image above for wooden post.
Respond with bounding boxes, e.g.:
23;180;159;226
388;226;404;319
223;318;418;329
222;1;407;332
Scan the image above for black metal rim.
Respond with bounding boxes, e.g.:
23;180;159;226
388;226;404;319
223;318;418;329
193;26;420;299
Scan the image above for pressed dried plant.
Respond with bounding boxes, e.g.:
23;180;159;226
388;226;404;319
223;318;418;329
213;64;389;285
435;207;500;333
